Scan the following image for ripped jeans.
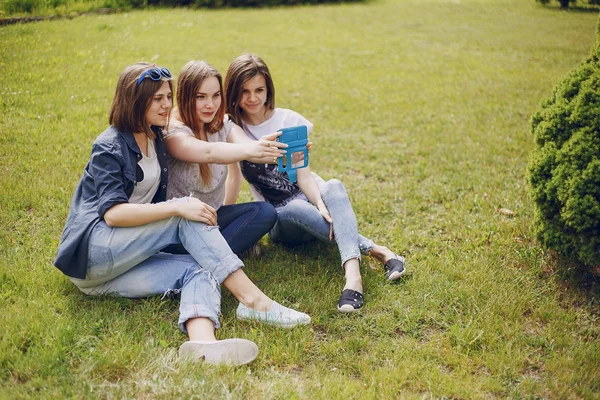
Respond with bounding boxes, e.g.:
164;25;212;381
70;207;244;333
270;179;375;267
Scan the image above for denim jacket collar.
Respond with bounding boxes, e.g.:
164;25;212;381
118;125;163;154
119;128;140;154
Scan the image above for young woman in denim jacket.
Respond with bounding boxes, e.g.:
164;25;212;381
54;62;310;367
224;54;407;313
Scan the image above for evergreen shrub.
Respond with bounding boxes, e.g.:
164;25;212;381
528;24;600;271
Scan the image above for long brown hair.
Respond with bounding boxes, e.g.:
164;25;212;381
177;60;225;185
224;54;275;126
109;62;173;140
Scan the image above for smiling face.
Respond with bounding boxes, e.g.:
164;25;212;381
239;74;268;120
224;54;275;126
145;81;172;127
195;76;222;125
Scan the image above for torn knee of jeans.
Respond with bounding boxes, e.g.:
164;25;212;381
161;288;181;300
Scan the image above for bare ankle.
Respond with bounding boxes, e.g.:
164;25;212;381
241;294;272;312
344;276;363;293
370;245;393;262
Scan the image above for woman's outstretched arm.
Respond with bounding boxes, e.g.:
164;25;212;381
166;126;285;165
226;124;288;164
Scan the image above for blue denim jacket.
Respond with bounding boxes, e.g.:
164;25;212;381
54;125;168;279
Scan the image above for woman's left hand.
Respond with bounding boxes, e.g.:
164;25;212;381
317;200;333;240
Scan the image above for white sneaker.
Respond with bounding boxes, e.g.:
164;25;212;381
236;301;311;328
179;339;258;366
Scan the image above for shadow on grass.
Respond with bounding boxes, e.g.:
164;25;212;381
60;279;180;333
542;251;600;311
246;239;343;278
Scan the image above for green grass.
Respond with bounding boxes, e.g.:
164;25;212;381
1;0;599;398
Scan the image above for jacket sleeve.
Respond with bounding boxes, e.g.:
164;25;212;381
88;140;130;219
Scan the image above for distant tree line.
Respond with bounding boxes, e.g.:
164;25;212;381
537;0;600;10
1;0;362;18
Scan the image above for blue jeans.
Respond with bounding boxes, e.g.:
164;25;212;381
270;179;375;267
163;201;277;256
70;203;244;333
217;202;276;254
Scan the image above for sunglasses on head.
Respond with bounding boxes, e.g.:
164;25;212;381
136;67;172;87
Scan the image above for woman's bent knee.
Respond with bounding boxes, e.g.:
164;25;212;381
257;202;278;226
323;179;347;196
279;199;313;218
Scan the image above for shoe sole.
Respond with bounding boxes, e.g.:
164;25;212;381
236;314;311;328
337;305;361;313
387;268;406;281
179;339;258;366
386;254;406;281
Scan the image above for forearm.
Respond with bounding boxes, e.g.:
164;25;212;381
297;167;324;207
166;135;256;165
205;142;259;164
224;180;242;205
224;163;242;205
103;202;180;227
174;141;278;164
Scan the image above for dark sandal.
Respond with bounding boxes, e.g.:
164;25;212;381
384;254;406;281
337;289;364;313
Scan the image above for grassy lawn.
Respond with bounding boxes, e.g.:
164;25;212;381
1;0;599;397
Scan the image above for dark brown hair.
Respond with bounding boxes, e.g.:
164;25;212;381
176;60;225;185
224;54;275;126
109;62;173;140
